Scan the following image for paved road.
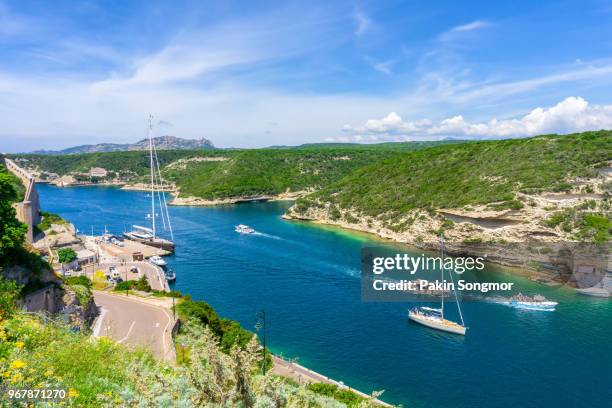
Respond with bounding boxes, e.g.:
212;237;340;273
92;291;175;360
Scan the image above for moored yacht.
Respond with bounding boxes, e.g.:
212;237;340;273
123;115;176;252
124;225;175;251
149;255;166;267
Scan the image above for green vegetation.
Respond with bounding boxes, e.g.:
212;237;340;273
114;276;151;292
176;298;254;353
0;276;383;407
11;141;454;200
166;148;400;199
0;277;21;320
296;131;611;227
57;247;77;264
36;210;66;232
0;165;28;265
64;276;93;306
308;383;366;406
544;208;611;243
9;149;213;180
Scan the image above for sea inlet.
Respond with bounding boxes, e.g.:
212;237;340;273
37;184;611;408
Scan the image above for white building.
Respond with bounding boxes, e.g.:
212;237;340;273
89;167;108;177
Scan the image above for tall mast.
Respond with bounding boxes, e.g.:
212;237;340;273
440;236;444;319
148;115;156;238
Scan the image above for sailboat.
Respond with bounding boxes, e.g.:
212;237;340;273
123;115;175;252
408;237;467;335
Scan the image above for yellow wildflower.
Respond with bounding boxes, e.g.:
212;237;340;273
10;372;23;384
44;369;54;376
15;341;25;349
3;370;11;378
9;360;26;370
68;388;78;398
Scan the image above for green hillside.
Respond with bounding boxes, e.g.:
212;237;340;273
294;131;612;220
167;148;397;199
12;141;454;200
10;150;226;179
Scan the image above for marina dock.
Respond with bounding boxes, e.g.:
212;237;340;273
82;235;171;292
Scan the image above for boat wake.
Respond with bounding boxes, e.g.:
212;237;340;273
486;295;558;311
252;231;283;240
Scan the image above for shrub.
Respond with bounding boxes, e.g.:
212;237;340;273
176;299;253;352
37;211;66;232
64;276;92;289
57;248;77;264
308;383;364;406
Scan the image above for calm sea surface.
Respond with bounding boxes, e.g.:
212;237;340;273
38;184;611;407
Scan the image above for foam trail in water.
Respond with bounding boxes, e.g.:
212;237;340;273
252;231;284;240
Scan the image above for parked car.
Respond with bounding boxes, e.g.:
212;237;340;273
130;266;139;274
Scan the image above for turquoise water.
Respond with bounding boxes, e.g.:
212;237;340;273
38;184;611;407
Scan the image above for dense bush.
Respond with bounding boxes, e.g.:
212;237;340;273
57;247;77;264
0;166;28;265
176;299;253;352
308;383;365;407
114;276;151;292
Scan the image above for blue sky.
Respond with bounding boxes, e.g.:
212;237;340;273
2;0;612;151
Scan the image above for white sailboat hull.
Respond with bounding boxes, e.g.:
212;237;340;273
408;311;467;335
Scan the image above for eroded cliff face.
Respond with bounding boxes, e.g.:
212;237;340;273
284;175;610;276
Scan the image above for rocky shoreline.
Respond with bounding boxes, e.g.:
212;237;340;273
282;188;609;281
169;190;309;206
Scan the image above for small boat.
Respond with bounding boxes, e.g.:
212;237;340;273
235;224;255;234
408;307;467;335
408;237;467;336
508;293;557;311
149;255;166;267
165;268;176;282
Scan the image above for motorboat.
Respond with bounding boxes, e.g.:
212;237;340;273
508;293;557;311
165;268;176;283
149;255;166;267
235;224;255;234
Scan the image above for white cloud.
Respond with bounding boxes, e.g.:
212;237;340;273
439;20;490;42
353;11;371;36
451;20;489;33
342;97;612;141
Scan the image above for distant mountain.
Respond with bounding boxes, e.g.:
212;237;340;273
30;136;215;155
